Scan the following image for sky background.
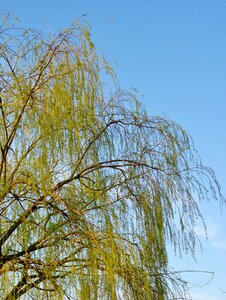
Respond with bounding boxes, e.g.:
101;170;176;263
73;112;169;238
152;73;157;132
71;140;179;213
1;1;226;299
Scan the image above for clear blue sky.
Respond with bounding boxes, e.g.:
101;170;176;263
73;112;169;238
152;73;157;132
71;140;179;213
1;1;226;299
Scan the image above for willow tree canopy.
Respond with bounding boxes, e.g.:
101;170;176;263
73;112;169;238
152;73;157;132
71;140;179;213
0;17;223;300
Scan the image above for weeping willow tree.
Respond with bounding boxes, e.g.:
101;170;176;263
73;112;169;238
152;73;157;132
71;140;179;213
0;16;223;300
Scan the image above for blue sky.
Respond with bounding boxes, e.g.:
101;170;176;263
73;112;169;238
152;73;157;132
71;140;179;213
1;1;226;299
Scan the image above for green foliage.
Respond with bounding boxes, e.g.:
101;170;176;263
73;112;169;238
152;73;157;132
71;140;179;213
0;16;223;299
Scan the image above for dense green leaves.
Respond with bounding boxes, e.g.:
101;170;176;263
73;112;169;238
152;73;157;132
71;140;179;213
0;17;223;299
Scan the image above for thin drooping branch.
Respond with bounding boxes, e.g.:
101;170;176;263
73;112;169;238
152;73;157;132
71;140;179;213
4;274;46;300
0;197;43;248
